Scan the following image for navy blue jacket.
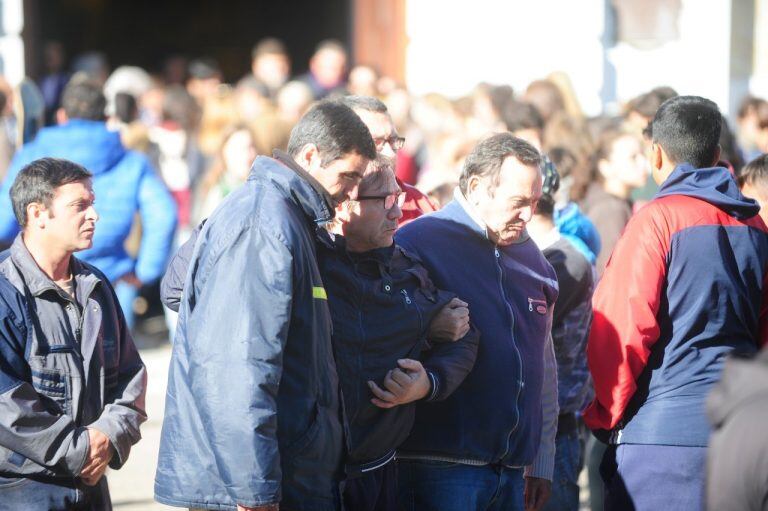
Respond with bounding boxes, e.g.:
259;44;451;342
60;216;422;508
154;153;343;511
585;164;768;446
394;196;559;474
318;237;478;474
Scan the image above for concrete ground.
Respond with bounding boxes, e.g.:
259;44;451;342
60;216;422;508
109;342;593;510
109;344;175;511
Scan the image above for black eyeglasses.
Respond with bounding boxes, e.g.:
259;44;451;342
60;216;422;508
374;136;406;152
354;191;406;210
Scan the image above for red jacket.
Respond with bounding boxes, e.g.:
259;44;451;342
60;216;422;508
584;164;768;446
398;178;437;226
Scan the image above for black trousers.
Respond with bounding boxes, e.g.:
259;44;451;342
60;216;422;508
343;460;398;511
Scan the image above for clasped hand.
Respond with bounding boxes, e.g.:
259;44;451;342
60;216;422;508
368;359;430;409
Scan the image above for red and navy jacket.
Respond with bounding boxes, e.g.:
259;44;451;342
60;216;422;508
584;163;768;446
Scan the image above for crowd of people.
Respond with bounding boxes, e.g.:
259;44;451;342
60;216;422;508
0;36;767;511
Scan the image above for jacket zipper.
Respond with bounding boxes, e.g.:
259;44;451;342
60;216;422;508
401;289;424;337
528;297;547;312
495;246;525;462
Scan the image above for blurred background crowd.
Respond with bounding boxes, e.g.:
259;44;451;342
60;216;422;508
0;30;765;339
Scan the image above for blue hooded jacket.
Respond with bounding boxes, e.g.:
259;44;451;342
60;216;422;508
0;120;177;283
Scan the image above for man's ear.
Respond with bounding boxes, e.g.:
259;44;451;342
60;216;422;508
466;176;483;204
26;202;47;229
296;143;322;173
651;143;664;172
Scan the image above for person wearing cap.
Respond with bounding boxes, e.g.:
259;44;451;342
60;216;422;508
527;162;594;511
394;133;559;511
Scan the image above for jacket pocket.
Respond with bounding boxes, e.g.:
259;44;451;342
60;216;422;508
0;475;30;488
30;369;70;415
283;403;321;458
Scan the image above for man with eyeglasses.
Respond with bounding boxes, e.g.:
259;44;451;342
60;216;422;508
158;98;473;511
321;156;478;510
337;95;438;225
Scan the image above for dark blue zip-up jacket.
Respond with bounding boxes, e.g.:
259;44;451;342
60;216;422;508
154;153;343;511
585;164;768;446
318;237;479;475
394;195;559;476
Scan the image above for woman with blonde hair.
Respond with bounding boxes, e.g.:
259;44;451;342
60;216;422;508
194;123;257;222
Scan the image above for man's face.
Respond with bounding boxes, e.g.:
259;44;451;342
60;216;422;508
354;109;400;158
605;134;648;188
312;151;368;206
253;53;290;89
470;157;542;246
341;168;403;251
39;180;98;252
310;49;346;88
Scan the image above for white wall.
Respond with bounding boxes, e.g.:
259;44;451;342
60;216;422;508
405;0;606;114
405;0;746;116
0;0;24;85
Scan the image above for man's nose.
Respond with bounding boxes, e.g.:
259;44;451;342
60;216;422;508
380;143;396;158
346;182;360;201
87;205;99;223
388;202;404;221
519;205;534;223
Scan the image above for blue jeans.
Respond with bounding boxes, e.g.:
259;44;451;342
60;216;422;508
542;430;584;511
397;460;525;511
0;475;111;511
600;444;706;511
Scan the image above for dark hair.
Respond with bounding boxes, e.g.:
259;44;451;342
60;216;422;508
459;133;542;195
737;95;765;120
188;58;220;80
61;79;106;121
738;154;768;190
719;115;745;173
627;86;679;119
287;99;377;165
337;95;388;114
524;80;565;123
503;101;544;133
114;92;138;124
252;38;288;60
315;39;346;56
649;95;722;169
162;85;201;131
11;158;92;227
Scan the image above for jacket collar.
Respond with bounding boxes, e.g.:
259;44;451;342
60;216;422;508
262;149;336;225
10;234;101;301
451;187;530;245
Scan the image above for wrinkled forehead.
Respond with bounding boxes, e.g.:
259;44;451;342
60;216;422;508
493;157;542;198
354;109;395;139
360;162;398;195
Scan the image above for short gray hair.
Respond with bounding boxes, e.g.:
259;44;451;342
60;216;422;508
459;133;542;195
337;95;389;114
360;156;395;193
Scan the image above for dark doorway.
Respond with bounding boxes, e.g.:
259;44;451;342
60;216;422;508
25;0;352;82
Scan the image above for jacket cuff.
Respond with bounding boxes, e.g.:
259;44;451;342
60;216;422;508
524;449;555;481
65;426;90;476
88;416;132;470
424;371;440;401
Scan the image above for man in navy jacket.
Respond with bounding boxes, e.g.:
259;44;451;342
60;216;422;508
154;101;376;511
395;133;559;511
